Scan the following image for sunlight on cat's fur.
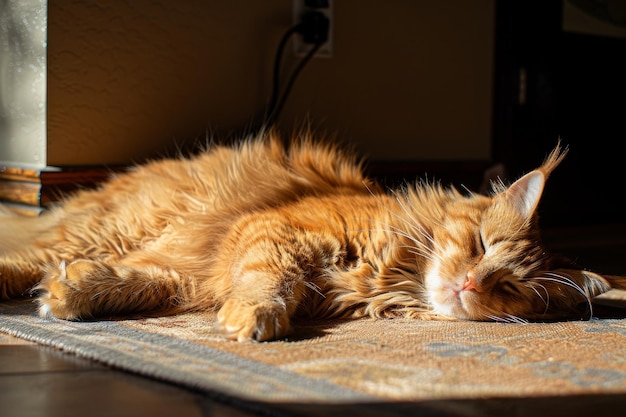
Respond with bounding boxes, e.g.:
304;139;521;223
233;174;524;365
1;129;624;341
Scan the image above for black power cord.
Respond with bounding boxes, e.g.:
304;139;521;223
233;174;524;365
263;10;330;128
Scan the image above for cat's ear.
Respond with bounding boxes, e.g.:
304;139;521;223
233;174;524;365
497;142;568;219
500;170;546;219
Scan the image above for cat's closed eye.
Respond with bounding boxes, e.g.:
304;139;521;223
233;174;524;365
472;232;485;258
499;278;523;295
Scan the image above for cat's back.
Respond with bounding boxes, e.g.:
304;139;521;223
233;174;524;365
174;130;375;211
61;130;375;219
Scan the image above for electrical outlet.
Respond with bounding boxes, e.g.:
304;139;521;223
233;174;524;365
292;0;333;58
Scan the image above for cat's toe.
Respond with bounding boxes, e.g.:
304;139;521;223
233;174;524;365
64;260;105;284
216;299;291;342
36;262;77;320
36;260;105;320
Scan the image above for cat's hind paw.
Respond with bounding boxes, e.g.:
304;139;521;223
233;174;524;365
216;298;291;342
36;260;109;320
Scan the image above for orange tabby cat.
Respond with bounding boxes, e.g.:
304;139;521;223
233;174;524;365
0;129;624;341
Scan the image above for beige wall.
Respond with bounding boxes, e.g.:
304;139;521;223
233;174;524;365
47;0;494;166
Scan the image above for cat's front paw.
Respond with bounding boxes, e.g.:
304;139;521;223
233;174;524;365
36;260;108;320
216;298;291;342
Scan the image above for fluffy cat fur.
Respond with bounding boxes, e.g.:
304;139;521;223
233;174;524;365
0;129;624;341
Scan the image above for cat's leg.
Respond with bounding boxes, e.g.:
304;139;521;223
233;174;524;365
36;259;195;320
213;216;319;342
215;269;308;342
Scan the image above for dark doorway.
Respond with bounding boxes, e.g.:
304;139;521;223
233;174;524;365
492;0;626;228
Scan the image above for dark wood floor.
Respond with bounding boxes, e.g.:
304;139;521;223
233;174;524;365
1;223;625;417
0;333;259;417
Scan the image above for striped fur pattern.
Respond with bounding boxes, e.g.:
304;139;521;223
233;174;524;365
1;129;624;341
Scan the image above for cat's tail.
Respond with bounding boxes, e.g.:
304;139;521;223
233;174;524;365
0;206;59;254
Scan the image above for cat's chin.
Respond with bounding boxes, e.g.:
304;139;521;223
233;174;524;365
427;287;478;320
425;271;480;320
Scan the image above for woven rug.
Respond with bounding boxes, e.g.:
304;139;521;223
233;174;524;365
2;297;626;416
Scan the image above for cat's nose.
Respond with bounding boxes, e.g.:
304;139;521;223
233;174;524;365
462;271;481;292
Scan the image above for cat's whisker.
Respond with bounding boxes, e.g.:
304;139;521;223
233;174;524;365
524;281;550;309
384;225;432;252
402;221;439;251
485;313;528;324
529;272;594;318
505;314;528;324
536;273;588;298
405;248;437;264
546;271;595;317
